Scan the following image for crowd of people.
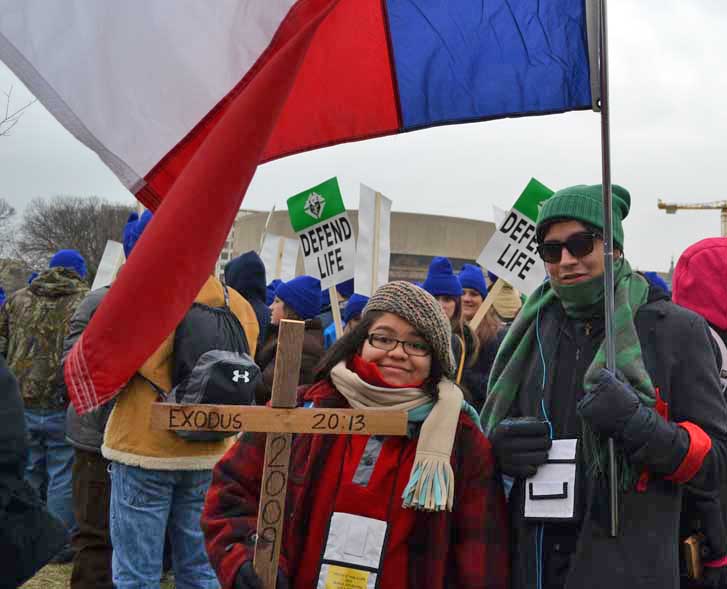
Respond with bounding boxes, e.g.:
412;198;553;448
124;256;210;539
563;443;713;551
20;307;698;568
1;183;726;589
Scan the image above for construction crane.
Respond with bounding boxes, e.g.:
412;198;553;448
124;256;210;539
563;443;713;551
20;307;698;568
657;199;727;237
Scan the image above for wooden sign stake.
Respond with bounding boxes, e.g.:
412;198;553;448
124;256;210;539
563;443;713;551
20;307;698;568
329;286;343;338
274;237;285;279
469;279;505;332
370;191;382;294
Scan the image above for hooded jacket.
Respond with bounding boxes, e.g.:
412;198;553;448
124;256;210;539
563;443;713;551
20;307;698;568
0;267;88;410
102;276;259;470
225;252;271;347
504;286;727;589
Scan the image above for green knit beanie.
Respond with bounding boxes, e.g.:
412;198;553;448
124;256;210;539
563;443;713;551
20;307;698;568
536;184;631;249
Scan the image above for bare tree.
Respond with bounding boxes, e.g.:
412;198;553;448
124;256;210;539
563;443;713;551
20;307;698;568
15;196;133;283
0;86;36;137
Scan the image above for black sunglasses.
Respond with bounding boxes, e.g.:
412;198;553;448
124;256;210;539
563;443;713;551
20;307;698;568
537;232;599;263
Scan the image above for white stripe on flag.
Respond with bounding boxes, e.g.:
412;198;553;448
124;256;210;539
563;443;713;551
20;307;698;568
0;0;296;190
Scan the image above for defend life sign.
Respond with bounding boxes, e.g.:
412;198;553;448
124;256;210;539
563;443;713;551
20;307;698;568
287;178;355;290
477;178;554;295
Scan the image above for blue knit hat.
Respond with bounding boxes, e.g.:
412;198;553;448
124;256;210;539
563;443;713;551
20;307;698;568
458;264;488;298
336;278;354;299
49;249;87;279
27;272;39;285
422;256;462;297
123;210;153;257
266;279;282;306
275;275;322;320
343;293;369;323
643;271;670;295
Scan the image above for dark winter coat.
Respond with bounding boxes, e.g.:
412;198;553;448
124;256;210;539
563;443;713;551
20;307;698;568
0;354;67;587
506;287;727;589
202;380;509;589
63;287;115;453
462;329;507;412
254;319;324;405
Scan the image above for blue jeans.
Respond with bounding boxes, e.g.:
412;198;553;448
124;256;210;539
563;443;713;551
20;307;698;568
24;408;76;535
110;462;220;589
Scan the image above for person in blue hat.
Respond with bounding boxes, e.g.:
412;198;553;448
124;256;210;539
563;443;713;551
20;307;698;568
64;211;154;584
457;264;505;411
323;293;369;349
422;257;479;391
266;279;282;306
458;263;488;322
256;276;324;404
0;248;89;565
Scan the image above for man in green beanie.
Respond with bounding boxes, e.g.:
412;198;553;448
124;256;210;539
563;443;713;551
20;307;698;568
482;184;727;589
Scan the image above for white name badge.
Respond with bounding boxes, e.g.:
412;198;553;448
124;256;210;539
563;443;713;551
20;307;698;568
317;512;388;589
524;438;579;521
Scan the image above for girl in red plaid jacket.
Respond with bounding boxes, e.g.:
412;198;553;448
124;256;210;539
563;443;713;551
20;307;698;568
202;281;509;589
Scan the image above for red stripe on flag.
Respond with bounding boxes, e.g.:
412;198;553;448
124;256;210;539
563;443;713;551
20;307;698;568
261;0;400;162
65;0;340;414
137;0;344;210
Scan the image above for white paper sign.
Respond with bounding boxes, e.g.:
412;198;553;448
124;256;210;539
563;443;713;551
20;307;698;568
287;178;356;290
91;240;125;290
354;184;391;297
524;439;578;520
260;233;299;281
477;179;554;295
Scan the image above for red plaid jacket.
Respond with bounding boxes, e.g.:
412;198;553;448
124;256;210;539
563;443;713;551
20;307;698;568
202;380;509;588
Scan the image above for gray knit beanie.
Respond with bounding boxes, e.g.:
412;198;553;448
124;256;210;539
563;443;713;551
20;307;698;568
362;281;455;377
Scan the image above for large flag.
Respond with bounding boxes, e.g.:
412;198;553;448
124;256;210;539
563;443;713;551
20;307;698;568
0;0;598;413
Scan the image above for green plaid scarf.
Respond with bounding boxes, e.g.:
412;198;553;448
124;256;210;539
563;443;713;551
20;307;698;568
481;258;654;489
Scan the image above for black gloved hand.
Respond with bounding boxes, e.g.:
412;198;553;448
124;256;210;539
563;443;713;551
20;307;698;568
235;561;290;589
490;417;552;478
577;369;643;439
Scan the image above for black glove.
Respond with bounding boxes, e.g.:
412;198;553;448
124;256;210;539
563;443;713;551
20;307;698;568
490;417;552;478
235;561;289;589
577;369;642;439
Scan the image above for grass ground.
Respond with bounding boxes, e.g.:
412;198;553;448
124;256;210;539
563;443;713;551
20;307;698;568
22;564;176;588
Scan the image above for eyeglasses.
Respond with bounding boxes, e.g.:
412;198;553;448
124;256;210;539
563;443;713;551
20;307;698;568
537;232;599;263
366;334;432;357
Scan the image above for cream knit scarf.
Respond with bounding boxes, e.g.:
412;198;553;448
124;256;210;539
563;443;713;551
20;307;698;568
330;361;463;511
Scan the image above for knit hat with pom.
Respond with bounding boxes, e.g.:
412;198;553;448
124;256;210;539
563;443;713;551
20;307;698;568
363;281;455;377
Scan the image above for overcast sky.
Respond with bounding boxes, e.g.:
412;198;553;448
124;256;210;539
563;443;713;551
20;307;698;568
1;1;725;272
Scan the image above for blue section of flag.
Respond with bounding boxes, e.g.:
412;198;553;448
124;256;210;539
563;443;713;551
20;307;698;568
385;0;593;130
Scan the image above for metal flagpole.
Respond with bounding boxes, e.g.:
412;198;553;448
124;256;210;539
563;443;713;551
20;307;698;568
598;0;619;538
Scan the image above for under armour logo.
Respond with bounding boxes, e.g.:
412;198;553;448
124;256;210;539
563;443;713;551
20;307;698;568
232;369;250;383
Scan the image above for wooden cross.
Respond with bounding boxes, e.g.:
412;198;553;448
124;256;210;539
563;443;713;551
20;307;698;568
151;319;408;588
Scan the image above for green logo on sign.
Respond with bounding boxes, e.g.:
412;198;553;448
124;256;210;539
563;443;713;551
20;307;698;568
512;178;554;222
288;177;346;232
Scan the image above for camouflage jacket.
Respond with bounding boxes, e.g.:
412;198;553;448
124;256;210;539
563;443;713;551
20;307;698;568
0;267;89;410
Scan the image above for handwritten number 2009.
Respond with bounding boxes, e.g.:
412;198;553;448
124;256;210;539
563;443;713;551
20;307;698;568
311;413;366;432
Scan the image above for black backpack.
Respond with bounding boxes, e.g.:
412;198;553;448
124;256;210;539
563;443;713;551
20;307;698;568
146;285;261;441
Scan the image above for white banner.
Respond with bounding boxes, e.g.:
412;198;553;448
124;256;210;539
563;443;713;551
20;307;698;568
260;233;299;281
354;184;391;297
91;240;125;290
